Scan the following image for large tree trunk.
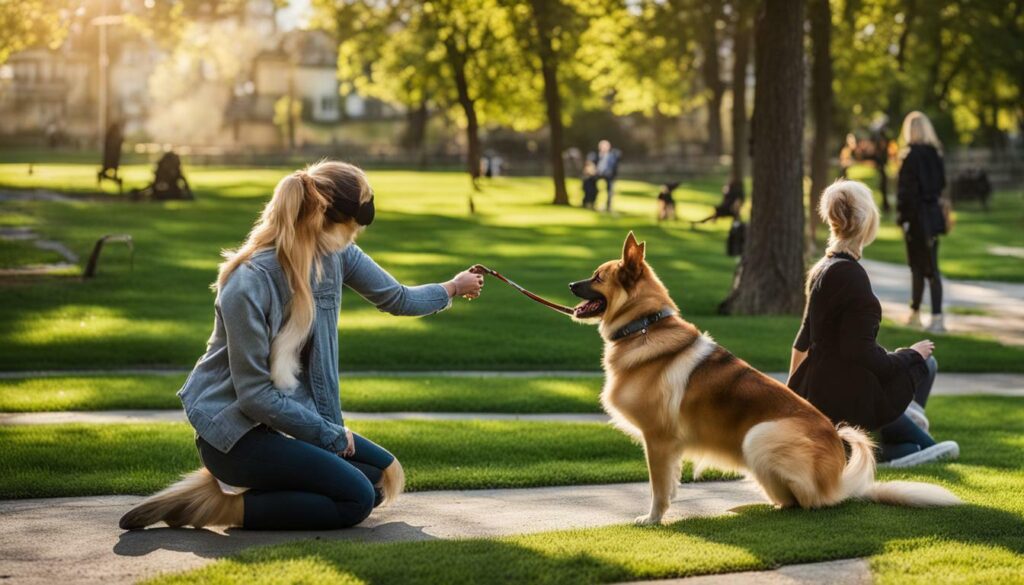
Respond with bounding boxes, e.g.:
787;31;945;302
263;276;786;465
730;1;753;185
700;1;725;156
445;39;482;188
720;0;806;316
886;0;917;131
541;58;569;205
808;0;834;251
529;0;569;205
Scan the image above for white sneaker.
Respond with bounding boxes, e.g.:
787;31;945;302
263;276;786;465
906;310;922;328
905;402;930;432
926;314;946;333
881;441;960;468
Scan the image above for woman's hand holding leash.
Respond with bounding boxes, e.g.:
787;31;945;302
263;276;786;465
444;268;485;300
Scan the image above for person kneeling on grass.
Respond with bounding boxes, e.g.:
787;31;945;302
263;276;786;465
787;180;959;468
120;160;484;531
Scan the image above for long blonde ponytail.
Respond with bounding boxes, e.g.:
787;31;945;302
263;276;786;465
216;160;371;390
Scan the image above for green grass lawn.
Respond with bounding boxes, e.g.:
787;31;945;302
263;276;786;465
1;163;1022;373
0;238;66;269
0;374;605;413
145;395;1024;585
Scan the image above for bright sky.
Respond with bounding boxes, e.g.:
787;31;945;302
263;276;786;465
276;0;313;31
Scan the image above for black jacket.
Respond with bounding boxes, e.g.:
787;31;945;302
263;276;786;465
788;253;927;430
898;144;946;236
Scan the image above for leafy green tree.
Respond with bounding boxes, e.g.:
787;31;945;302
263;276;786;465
504;0;596;205
0;0;75;64
584;1;697;119
833;0;1022;146
326;0;539;186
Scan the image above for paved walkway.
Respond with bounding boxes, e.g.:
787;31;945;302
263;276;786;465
862;258;1024;346
625;559;871;585
0;480;768;585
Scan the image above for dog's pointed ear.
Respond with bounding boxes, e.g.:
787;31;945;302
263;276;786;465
622;231;645;265
620;231;646;286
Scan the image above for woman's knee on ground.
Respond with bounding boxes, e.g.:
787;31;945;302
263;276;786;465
332;475;377;527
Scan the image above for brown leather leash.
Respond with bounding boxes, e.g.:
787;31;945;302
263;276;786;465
471;265;575;316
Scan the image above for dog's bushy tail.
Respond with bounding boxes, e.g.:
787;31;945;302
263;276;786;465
379;457;405;507
837;425;961;507
119;467;242;530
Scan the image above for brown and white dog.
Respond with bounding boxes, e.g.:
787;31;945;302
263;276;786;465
570;232;960;524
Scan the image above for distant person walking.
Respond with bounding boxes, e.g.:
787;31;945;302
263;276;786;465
581;159;599;209
586;140;621;212
788;180;959;468
839;133;857;179
897;112;947;333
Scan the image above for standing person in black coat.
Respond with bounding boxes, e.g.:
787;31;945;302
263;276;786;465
898;112;948;333
788;180;959;468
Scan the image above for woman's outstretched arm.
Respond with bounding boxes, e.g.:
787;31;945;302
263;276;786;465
341;244;480;316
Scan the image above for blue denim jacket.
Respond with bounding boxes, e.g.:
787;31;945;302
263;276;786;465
178;244;451;454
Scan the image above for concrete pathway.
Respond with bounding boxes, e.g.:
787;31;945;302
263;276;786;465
0;226;79;277
0;480;767;585
624;559;871;585
863;258;1024;346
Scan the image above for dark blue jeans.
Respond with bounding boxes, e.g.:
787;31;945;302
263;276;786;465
197;426;395;530
911;239;943;314
878;356;938;461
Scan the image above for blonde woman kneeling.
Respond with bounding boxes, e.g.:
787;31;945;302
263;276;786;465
120;160;483;530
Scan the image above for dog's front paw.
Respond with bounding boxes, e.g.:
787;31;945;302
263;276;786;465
634;513;663;526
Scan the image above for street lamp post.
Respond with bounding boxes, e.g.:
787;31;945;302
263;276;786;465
91;1;124;148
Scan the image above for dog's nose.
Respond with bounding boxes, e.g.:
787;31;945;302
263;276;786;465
569;281;579;293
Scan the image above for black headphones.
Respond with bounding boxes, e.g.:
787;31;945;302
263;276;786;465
325;190;375;226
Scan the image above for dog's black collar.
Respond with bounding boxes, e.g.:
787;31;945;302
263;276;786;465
610;308;676;341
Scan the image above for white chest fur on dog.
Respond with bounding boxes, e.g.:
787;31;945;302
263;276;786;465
601;333;717;440
663;333;717;420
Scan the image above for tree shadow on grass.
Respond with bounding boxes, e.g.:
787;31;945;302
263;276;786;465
662;500;1024;567
182;501;1024;585
113;520;439;560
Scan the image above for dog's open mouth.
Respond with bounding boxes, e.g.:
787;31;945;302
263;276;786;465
574;296;607;319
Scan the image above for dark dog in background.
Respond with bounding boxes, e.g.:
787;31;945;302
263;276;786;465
657;182;680;222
